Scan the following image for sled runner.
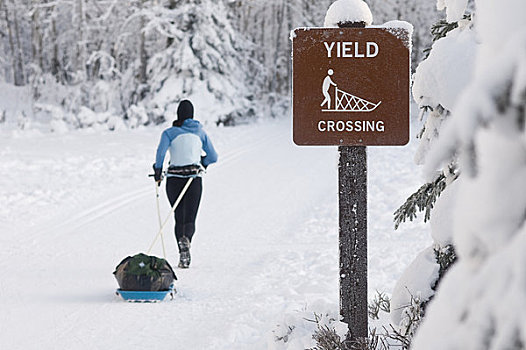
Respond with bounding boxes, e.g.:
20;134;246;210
116;283;176;303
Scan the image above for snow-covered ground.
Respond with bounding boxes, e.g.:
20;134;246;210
0;113;430;349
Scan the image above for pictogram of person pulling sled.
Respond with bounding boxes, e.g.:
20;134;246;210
320;69;381;112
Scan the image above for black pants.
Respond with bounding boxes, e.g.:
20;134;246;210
166;176;202;252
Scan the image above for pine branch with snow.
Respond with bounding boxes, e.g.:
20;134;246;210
394;173;445;229
433;244;456;282
407;0;526;348
422;14;472;58
391;12;477;346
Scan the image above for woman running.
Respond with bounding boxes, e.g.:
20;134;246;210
153;100;218;268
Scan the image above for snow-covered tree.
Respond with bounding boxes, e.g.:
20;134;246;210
395;0;526;348
0;0;440;130
232;0;334;110
234;0;437;97
144;0;263;126
1;0;28;86
390;2;478;345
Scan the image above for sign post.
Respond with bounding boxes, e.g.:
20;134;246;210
292;24;411;340
339;143;368;338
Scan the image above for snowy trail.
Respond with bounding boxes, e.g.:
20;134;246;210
0;117;430;349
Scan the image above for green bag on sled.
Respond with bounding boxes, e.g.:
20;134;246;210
113;253;177;291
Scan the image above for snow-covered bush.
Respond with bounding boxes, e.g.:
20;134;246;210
408;0;526;348
86;80;120;114
35;103;69;133
268;303;349;350
125;104;149;129
390;3;478;346
0;82;33;128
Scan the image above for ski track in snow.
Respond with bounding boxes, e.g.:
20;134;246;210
0;116;430;349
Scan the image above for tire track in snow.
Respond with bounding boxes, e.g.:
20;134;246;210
28;186;152;241
28;128;283;242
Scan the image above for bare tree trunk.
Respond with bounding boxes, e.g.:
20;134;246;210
286;1;293;93
166;0;177;47
5;1;25;85
138;2;147;85
13;4;25;85
31;2;44;71
4;1;16;84
76;0;86;76
51;13;60;79
242;3;252;34
0;0;6;81
272;0;284;93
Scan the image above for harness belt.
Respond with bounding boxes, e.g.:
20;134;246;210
166;164;203;176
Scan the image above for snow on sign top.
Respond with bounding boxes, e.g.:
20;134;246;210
324;0;373;27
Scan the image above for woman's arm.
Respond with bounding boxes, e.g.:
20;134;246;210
201;133;218;167
155;130;171;169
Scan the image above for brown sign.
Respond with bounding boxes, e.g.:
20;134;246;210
292;27;410;146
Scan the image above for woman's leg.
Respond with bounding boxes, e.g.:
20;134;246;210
166;177;186;250
165;176;203;251
181;177;202;243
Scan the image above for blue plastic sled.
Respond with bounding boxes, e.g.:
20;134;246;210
116;284;176;302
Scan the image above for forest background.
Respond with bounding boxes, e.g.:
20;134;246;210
0;0;438;130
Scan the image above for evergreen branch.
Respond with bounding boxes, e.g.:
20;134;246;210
433;244;457;283
394;173;447;230
423;14;473;58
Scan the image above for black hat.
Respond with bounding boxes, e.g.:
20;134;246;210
177;100;194;121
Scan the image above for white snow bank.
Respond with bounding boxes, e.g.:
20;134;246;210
0;83;33;124
270;301;346;350
429;180;459;246
412;225;526;350
390;246;439;326
0;114;432;349
412;25;478;111
476;0;526;53
324;0;373;27
452;126;526;260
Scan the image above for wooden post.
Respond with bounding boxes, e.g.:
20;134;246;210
338;20;368;341
339;145;368;339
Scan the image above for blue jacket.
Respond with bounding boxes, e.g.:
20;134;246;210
155;119;218;174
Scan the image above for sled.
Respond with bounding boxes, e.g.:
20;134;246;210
116;283;176;303
322;87;382;112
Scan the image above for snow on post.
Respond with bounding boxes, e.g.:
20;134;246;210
324;0;373;28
